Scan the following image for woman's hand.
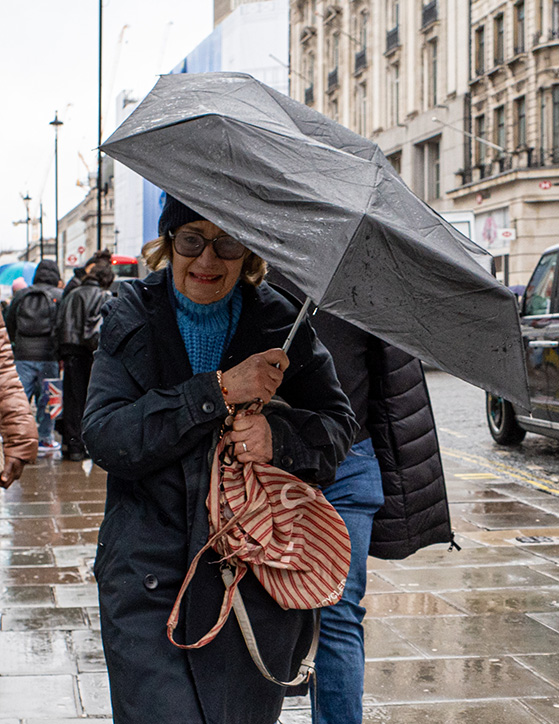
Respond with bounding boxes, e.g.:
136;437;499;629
221;348;289;405
0;456;25;489
228;412;273;463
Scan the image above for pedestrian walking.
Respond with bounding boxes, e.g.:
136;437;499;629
81;195;357;724
267;271;451;724
56;261;114;461
0;313;38;488
4;259;63;455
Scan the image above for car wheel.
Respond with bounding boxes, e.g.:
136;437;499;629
486;393;526;445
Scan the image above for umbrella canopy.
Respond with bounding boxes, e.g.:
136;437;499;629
101;72;530;410
0;261;37;287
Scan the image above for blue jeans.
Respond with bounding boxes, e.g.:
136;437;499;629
15;360;59;443
311;438;384;724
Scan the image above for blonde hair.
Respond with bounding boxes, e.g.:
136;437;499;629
142;234;267;286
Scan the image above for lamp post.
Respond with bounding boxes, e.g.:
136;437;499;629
49;111;63;265
22;193;31;261
97;0;103;251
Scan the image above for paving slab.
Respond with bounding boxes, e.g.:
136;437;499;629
361;700;549;723
363;619;425;659
386;613;559;657
516;654;559;688
521;697;559;723
77;672;112;716
375;564;556;592
1;606;87;631
72;629;107;672
53;584;99;608
363;592;464;617
439;587;559;615
0;630;77;675
0;547;54;566
0;584;54;608
362;656;559;704
0;674;78;718
392;545;546;568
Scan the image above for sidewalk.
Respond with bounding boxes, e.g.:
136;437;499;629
1;452;559;722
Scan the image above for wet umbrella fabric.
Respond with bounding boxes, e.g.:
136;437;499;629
101;72;530;410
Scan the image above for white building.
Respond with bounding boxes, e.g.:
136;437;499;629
113;0;289;259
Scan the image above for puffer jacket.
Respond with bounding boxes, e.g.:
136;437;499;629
0;315;38;462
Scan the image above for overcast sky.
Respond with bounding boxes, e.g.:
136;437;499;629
0;0;213;253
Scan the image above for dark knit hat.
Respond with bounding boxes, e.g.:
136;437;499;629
158;194;206;236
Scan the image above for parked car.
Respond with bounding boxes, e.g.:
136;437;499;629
487;244;559;444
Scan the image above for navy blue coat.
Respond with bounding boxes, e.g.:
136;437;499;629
82;269;357;724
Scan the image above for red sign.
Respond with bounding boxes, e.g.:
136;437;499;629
540;180;552;190
476;193;483;205
77;245;85;254
67;254;77;264
501;230;514;239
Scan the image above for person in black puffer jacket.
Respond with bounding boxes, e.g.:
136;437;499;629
5;260;63;455
56;261;114;460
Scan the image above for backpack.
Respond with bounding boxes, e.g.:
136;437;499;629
15;287;59;339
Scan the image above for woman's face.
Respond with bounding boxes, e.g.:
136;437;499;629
171;220;246;304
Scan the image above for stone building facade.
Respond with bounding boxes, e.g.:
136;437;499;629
290;0;559;285
448;0;559;283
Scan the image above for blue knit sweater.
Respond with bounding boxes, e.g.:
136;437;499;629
172;279;243;374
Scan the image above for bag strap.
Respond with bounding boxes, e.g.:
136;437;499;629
222;566;320;688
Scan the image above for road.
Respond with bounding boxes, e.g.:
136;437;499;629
426;368;559;496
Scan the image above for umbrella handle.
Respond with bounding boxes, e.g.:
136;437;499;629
281;297;314;356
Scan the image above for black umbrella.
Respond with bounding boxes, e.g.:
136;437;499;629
101;71;530;410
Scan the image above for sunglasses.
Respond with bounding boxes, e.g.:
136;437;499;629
170;231;246;260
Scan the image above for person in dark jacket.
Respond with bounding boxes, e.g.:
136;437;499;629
57;261;114;460
81;195;357;724
268;271;453;724
5;259;63;455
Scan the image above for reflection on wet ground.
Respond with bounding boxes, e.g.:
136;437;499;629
1;453;559;722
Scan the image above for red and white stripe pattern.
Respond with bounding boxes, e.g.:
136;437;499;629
167;432;351;649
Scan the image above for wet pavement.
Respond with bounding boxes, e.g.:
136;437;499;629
2;450;559;722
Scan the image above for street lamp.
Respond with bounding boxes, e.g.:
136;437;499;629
49;111;63;265
22;193;31;261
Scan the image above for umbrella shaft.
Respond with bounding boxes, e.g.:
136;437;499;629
282;297;313;356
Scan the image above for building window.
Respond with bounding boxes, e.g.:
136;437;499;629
359;10;367;51
475;115;486;165
329;97;339;123
495;105;506;153
514;2;525;53
389;63;400;126
387;151;402;175
426;39;438;107
553;86;559;162
540;88;546;164
414;138;441;201
515;96;526;147
553;0;559;38
327;32;340;92
356;83;367;136
494;13;505;65
475;26;485;74
388;0;399;28
304;53;314;105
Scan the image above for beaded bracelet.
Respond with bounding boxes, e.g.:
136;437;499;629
216;370;235;415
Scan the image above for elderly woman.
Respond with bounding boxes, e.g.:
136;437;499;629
82;195;357;724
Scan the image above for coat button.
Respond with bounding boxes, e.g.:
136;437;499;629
202;401;215;414
143;574;159;590
281;455;294;468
